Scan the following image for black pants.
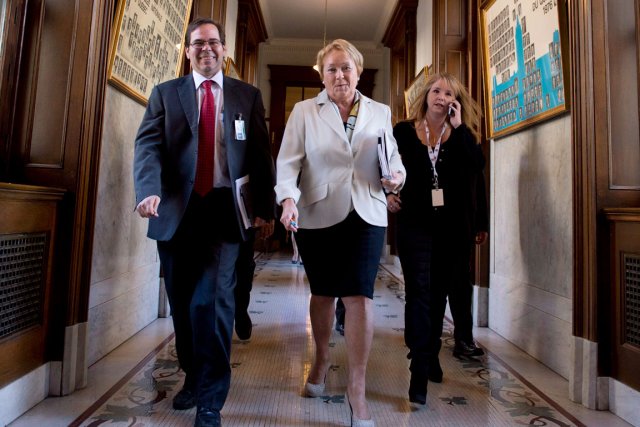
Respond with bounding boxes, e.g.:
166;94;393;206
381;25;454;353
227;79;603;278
157;188;240;410
234;231;256;320
430;232;475;354
397;224;433;378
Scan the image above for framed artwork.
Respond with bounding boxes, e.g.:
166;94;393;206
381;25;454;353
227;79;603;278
107;0;193;105
404;66;429;118
480;0;569;138
225;57;242;80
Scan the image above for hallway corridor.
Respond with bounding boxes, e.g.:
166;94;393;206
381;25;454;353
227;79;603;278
10;252;631;427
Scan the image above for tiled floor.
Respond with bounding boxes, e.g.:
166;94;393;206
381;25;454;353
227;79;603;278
10;251;632;427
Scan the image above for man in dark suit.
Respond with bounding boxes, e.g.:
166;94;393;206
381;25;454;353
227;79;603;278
133;17;274;427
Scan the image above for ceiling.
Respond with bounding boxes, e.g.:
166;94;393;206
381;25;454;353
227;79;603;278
257;0;398;44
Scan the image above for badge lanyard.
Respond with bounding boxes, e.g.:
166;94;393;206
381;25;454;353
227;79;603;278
425;121;447;207
425;122;447;189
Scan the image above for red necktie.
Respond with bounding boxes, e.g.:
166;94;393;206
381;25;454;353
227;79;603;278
194;80;216;195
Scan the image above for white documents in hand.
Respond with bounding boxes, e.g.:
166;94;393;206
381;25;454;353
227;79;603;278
235;175;253;229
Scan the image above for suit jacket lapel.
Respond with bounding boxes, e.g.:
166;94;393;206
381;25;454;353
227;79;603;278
178;76;198;136
223;76;237;143
317;91;349;145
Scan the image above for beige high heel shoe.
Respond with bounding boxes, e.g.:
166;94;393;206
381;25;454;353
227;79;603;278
304;379;325;397
345;392;374;427
304;372;327;397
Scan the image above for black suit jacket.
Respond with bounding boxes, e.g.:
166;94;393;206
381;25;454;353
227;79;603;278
134;74;275;242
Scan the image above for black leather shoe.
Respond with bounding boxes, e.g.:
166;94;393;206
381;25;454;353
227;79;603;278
172;386;196;410
408;373;427;405
235;311;253;340
195;407;221;427
453;340;485;358
428;358;443;383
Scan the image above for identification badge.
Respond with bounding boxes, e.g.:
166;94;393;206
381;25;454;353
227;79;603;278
432;188;444;207
235;118;246;140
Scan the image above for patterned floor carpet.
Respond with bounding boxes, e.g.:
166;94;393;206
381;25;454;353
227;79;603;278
70;252;583;427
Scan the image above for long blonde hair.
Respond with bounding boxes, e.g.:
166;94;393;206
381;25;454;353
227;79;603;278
409;72;483;143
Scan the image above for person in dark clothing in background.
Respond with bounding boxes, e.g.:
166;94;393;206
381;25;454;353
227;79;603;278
388;71;488;406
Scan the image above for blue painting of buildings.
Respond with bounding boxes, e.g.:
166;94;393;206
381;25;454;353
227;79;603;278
491;16;564;133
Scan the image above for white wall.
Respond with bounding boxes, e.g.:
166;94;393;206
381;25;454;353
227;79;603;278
225;0;238;61
416;0;433;76
488;115;574;378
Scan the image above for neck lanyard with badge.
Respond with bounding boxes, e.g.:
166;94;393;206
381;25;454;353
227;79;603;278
425;121;446;207
235;113;246;140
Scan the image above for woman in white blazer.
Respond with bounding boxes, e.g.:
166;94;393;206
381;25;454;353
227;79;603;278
275;39;405;427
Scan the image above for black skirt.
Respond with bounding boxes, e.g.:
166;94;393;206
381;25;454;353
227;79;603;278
295;210;385;299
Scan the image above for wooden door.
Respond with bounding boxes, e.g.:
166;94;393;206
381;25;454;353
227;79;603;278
433;0;467;82
595;0;640;389
572;0;640;391
382;0;418;123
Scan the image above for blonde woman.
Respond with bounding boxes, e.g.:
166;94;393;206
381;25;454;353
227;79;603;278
388;72;488;405
275;39;405;426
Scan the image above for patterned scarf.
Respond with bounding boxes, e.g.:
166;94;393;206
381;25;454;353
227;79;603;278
344;96;360;143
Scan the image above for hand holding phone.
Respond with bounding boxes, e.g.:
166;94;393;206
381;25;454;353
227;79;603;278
447;101;462;128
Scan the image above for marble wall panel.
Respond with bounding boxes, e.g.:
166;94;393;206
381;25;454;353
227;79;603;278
0;364;48;426
609;378;640;427
489;115;573;378
87;278;159;365
88;87;160;366
489;272;572;378
91;87;155;285
491;117;573;298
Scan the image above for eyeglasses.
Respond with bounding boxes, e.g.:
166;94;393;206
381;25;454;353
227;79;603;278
190;39;222;49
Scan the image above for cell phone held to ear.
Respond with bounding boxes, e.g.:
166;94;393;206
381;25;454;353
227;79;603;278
448;104;455;117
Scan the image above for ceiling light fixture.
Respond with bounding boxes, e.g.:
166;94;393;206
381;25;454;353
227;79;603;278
312;0;328;72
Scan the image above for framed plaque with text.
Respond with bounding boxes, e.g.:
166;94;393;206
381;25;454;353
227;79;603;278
108;0;193;105
480;0;569;138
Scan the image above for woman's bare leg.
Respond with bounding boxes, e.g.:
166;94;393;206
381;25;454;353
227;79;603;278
343;295;374;420
307;295;335;384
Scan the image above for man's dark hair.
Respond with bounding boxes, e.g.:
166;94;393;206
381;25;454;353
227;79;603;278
184;18;226;46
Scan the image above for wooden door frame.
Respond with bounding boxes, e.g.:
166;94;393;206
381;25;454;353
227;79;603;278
235;0;267;85
382;0;418;123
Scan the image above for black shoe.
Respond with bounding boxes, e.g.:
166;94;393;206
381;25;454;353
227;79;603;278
408;373;427;405
195;407;221;427
453;340;485;358
335;322;345;336
235;311;253;340
428;359;443;383
172;386;196;410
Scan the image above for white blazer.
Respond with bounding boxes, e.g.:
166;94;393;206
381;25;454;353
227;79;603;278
275;90;405;229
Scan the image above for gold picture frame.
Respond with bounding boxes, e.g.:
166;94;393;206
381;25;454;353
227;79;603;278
225;57;242;81
404;66;429;119
107;0;193;105
480;0;570;138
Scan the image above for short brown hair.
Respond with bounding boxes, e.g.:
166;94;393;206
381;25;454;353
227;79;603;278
184;18;226;46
